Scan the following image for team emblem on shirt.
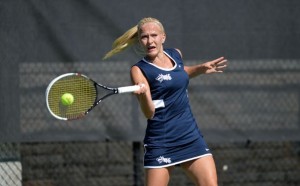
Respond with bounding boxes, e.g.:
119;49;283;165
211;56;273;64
156;74;172;83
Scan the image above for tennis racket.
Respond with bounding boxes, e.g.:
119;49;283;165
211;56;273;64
45;73;140;120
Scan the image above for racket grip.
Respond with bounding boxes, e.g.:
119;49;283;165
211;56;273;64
118;85;141;94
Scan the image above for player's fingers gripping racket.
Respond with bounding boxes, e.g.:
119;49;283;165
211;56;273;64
46;73;140;120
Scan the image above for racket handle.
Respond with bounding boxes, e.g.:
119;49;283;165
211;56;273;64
118;85;141;94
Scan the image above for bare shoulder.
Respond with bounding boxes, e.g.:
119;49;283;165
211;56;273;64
130;65;144;80
130;65;149;86
130;65;141;74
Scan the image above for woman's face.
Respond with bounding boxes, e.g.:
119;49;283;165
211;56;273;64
139;22;166;59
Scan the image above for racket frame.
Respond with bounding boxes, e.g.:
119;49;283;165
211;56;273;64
46;73;140;120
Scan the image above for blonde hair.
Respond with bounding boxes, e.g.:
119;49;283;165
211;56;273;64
103;17;165;60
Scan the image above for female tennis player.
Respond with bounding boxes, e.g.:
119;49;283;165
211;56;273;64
104;17;227;186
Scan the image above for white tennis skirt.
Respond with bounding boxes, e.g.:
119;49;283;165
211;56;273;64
144;136;212;168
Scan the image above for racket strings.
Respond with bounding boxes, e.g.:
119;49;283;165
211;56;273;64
48;75;97;119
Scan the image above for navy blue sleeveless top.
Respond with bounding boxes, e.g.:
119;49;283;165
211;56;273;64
134;48;202;147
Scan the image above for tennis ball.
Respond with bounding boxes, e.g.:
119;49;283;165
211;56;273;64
61;93;74;106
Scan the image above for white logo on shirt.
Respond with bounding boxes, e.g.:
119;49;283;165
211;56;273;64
156;74;172;83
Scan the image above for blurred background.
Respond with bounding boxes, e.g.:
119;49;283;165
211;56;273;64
0;0;299;185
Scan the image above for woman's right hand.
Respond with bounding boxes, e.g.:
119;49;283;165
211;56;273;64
134;83;147;95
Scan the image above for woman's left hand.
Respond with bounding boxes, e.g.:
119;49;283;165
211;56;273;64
202;57;228;74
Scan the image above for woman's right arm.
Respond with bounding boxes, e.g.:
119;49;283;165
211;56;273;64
130;66;155;119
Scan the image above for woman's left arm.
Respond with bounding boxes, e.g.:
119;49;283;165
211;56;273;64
184;57;228;78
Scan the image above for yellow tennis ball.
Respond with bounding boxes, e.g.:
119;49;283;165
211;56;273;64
61;93;74;106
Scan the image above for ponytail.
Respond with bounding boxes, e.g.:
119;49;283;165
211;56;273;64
103;25;139;60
